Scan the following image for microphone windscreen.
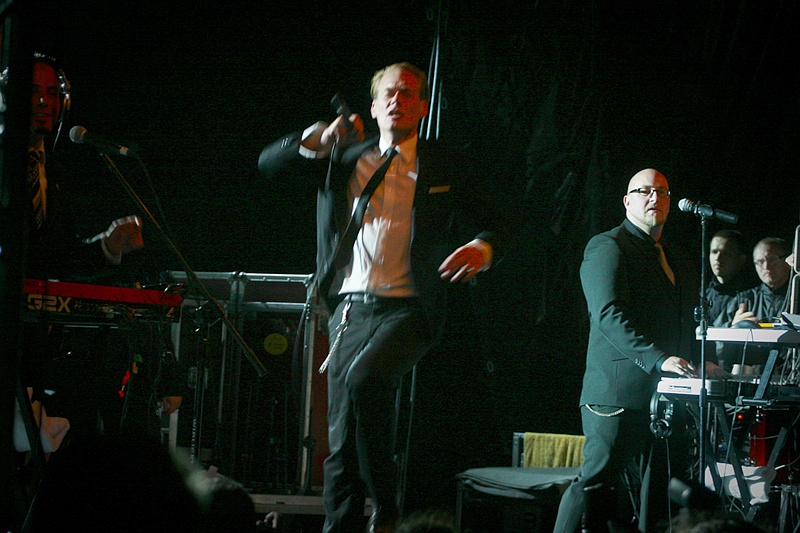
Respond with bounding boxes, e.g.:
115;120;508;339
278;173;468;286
69;125;88;143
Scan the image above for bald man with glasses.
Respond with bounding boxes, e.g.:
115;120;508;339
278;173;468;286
554;168;725;532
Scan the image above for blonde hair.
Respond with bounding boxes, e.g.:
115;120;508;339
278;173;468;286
370;62;429;101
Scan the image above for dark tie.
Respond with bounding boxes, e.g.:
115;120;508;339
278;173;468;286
655;242;675;285
28;150;45;229
330;147;397;273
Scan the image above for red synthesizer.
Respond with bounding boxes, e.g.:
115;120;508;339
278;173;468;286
23;278;184;324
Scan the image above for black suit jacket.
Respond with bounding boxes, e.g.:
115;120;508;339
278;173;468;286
26;154;113;282
578;218;700;408
258;132;510;337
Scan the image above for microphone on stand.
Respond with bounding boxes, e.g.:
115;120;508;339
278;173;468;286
678;198;738;224
69;125;135;157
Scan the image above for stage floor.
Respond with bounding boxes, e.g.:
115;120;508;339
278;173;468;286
249;493;372;516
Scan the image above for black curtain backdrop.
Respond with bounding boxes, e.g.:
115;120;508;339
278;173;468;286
25;0;800;514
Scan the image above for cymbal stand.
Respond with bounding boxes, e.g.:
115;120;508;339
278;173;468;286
754;412;800;531
777;483;799;533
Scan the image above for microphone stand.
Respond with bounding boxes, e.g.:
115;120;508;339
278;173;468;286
696;214;709;485
189;302;217;465
95;151;266;377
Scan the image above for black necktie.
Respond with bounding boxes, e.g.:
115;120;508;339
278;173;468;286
28;150;45;229
655;242;675;285
330;147;397;273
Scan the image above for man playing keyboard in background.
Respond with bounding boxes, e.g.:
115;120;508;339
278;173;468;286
713;237;794;371
706;229;758;325
21;53;182;451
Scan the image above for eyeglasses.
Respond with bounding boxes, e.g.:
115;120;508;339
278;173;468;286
754;256;787;267
628;187;671;199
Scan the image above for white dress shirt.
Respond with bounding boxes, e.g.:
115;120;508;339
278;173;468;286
301;125;419;297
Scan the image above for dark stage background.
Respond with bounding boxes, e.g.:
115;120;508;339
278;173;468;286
12;0;800;515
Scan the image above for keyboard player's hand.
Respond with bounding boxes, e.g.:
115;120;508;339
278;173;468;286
103;215;144;258
731;302;758;326
661;356;698;378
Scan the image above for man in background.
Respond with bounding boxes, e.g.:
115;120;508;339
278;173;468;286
714;237;793;328
21;52;183;446
705;229;758;325
713;237;794;371
26;52;143;278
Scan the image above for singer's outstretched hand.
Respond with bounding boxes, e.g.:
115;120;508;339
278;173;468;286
439;242;490;283
321;114;365;147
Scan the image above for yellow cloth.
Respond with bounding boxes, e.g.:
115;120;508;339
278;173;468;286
523;432;585;468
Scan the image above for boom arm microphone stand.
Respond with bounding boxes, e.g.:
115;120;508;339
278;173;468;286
93;151;266;466
94;151;266;377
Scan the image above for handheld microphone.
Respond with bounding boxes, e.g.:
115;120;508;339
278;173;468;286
678;198;738;224
330;93;356;136
69;125;135;157
331;93;352;119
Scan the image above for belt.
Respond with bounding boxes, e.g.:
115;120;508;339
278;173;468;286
341;292;380;304
339;292;417;305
